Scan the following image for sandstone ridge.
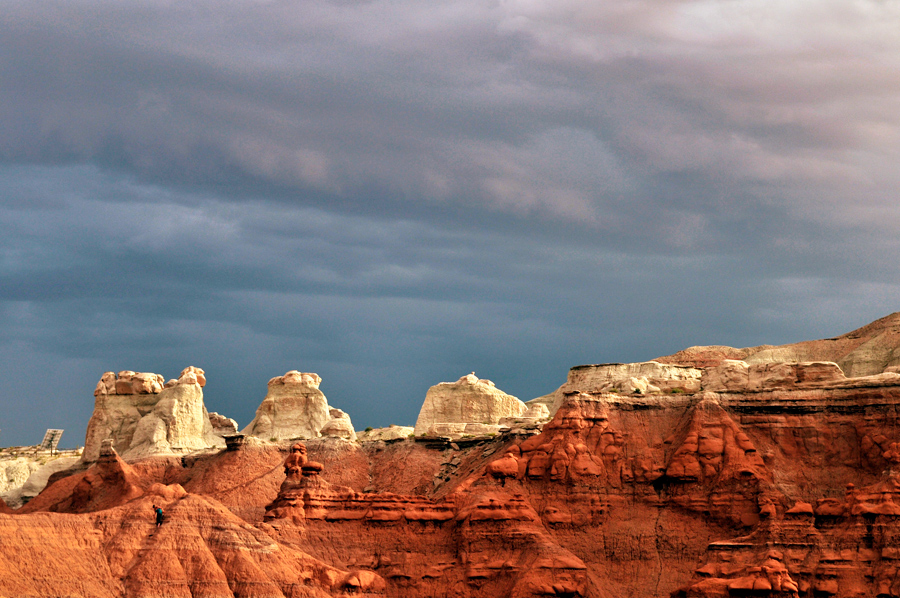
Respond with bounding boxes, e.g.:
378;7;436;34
6;313;900;597
657;311;900;376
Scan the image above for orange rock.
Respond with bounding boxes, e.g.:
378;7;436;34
16;312;900;597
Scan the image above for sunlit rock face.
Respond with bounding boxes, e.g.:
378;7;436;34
207;412;238;436
414;373;527;437
545;361;703;414
11;313;900;598
356;425;414;442
320;408;357;441
241;370;333;441
22;362;900;598
83;366;223;462
657;311;900;377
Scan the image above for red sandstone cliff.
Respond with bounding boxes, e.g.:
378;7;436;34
5;314;900;597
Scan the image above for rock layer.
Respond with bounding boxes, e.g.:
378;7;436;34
414;373;527;437
242;371;335;441
10;363;900;597
83;367;223;462
546;360;703;414
8;313;900;597
658;310;900;376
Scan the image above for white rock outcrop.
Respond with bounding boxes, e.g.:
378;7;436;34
414;373;527;437
499;402;550;426
701;360;855;392
83;366;223;462
1;456;80;509
320;408;357;441
0;458;40;503
356;425;414;442
207;412;239;436
242;371;333;441
549;361;703;413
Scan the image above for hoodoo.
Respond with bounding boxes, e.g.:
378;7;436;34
5;313;900;597
414;372;527;437
242;370;356;441
83;366;223;462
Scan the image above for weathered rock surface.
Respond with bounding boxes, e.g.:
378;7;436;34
357;425;414;442
10;313;900;597
0;456;41;498
415;373;527;437
658;310;900;376
0;447;85;508
83;366;223;462
2;455;80;509
499;402;550;429
1;490;348;598
242;370;334;441
11;361;900;597
546;360;703;414
320;408;357;441
207;411;239;436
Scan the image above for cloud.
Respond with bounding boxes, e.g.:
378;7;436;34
4;0;899;229
0;0;899;446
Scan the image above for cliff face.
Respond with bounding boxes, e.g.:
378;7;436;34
6;314;900;598
414;373;527;437
242;371;358;442
84;367;222;462
657;311;900;376
9;373;900;597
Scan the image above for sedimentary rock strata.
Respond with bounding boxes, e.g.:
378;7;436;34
545;360;703;414
242;370;334;441
658;310;900;376
7;313;900;597
356;425;414;442
83;366;223;462
320;408;357;441
207;411;238;436
414;373;527;437
8;363;900;597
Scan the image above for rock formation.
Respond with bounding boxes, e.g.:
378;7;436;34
242;370;336;441
0;456;41;500
262;440;587;597
320;408;357;441
207;411;238;436
0;446;84;508
83;366;223;462
657;310;900;376
357;424;415;442
1;455;80;509
414;373;527;437
544;360;703;414
500;402;550;425
8;313;900;597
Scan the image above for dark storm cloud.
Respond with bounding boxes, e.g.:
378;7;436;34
1;0;899;446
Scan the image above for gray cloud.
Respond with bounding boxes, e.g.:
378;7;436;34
1;0;898;446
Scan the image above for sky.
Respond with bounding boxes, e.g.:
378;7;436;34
1;0;899;448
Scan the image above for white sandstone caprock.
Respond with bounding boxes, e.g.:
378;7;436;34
356;425;415;442
82;366;223;462
241;370;331;441
207;412;239;436
320;408;357;441
414;373;526;437
548;361;703;413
